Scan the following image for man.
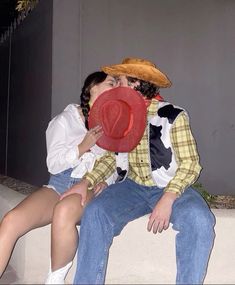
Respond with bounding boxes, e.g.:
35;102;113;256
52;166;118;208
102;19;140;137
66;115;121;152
62;57;215;284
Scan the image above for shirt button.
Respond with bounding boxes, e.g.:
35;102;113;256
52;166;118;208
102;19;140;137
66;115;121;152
141;160;143;162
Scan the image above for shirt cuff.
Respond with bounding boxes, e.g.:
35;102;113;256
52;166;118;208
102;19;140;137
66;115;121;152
84;174;96;191
164;184;183;196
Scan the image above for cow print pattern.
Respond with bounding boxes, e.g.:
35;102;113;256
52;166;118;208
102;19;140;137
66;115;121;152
158;104;182;124
150;104;183;170
149;125;172;170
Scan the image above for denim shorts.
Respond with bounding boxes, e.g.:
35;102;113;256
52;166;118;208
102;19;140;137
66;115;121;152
44;168;81;195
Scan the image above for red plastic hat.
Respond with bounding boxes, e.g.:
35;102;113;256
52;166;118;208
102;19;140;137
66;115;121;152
88;87;147;152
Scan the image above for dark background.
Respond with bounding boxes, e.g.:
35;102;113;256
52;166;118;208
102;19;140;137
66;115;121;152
0;0;18;35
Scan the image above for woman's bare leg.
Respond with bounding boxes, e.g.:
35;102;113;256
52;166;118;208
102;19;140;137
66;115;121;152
51;191;94;271
0;187;59;277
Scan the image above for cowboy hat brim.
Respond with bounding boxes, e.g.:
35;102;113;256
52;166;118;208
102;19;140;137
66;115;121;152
102;63;171;88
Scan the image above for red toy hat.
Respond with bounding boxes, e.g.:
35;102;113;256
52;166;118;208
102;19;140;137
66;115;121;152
88;87;147;152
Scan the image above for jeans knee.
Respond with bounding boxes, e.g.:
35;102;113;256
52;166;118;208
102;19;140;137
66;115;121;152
175;190;215;226
181;206;215;245
173;199;215;237
193;205;215;229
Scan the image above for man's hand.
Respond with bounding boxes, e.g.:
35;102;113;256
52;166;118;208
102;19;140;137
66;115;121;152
147;192;178;234
60;178;90;206
93;181;108;196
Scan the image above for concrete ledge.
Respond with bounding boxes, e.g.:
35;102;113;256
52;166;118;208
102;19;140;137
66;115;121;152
1;184;235;284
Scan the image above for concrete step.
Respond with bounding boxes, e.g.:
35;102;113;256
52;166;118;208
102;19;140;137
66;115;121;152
1;184;235;284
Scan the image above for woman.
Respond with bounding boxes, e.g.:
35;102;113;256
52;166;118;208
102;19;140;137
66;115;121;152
0;71;118;282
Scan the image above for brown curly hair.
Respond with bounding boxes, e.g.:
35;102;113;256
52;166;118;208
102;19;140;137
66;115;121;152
127;76;160;99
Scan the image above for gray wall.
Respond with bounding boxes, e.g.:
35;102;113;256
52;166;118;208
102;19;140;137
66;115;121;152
53;0;234;195
52;0;81;116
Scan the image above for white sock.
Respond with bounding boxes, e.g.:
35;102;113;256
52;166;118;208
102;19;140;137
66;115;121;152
45;261;73;284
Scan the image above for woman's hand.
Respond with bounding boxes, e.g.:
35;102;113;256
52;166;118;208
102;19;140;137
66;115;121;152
78;125;103;157
93;181;108;196
60;179;90;206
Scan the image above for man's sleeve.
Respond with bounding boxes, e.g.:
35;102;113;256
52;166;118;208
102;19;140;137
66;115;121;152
84;151;116;188
164;112;202;195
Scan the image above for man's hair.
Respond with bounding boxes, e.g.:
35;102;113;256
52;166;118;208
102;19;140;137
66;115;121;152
127;76;160;99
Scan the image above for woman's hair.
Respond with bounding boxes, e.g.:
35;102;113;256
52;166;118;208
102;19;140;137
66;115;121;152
80;71;107;129
127;76;160;99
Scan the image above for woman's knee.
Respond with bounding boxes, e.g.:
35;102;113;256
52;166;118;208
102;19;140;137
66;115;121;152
52;196;82;227
1;209;23;236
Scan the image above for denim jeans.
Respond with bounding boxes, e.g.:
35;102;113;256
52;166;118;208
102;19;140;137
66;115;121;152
73;178;215;284
45;168;81;195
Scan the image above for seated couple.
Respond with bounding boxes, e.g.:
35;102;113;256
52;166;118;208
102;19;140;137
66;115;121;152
0;57;215;285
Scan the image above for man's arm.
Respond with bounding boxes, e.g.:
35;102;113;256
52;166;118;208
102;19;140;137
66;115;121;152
148;112;201;233
165;112;202;195
60;152;116;205
84;151;116;187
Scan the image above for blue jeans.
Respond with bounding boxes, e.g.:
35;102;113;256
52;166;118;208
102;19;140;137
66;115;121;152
73;179;215;284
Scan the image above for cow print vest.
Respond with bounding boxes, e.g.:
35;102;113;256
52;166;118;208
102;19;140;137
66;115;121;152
114;101;186;188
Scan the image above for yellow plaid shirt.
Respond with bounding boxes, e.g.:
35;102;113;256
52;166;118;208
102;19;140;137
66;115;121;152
85;100;201;195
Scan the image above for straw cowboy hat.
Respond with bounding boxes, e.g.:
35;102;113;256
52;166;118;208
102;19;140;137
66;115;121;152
88;86;147;152
102;57;172;88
